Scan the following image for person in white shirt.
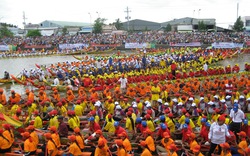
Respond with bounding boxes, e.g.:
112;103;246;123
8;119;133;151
208;114;231;156
229;104;245;143
53;77;60;86
203;62;208;72
117;74;127;94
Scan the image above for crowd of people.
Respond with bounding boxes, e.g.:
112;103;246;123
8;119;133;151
1;32;250;47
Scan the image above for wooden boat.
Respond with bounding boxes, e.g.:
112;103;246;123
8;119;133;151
0;79;13;84
10;75;27;85
87;47;115;54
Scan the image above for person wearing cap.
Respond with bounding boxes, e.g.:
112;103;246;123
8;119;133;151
107;99;115;115
192;145;204;156
33;110;43;129
231;131;248;155
219;142;232;156
114;139;126;156
151;81;161;107
25;89;34;103
88;116;101;133
183;133;198;154
140;141;152;156
229;104;245;143
38;90;47;103
13;108;21;121
68;110;80;131
2;124;14;146
166;113;176;133
208;114;231;156
247;98;250;112
8;90;21;105
27;100;37;116
21;131;37;155
143;129;155;153
0;88;6;105
58;116;68;137
156;132;174;155
118;73;128;94
26;125;39;148
113;121;127;137
73;127;85;151
51;89;60;103
157;99;164;116
0;128;12;153
118;132;132;153
168;144;178;156
74;100;84;116
44;133;58;156
238;95;246;111
181;123;192;143
198;97;207;113
49;110;59;129
125;111;135;134
56;102;67;117
198;121;210;144
145;114;155;132
94;139;109;156
48;126;61;149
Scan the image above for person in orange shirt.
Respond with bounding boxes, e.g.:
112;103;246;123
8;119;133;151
25;89;34;103
168;144;179;156
21;132;37;155
183;133;198;154
144;129;155;152
0;128;12;153
90;89;99;100
66;90;75;103
192;145;204;156
48;126;61;149
12;108;21;121
235;131;248;155
156;132;174;154
26;125;39;148
118;132;132;153
2;124;14;146
0;88;6;105
38;90;47;102
8;90;21;104
64;135;82;156
44;133;58;156
140;141;152;156
115;139;127;156
94;139;109;156
51;90;60;103
74;127;85;152
220;143;232;156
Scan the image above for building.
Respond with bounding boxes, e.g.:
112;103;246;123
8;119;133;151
241;16;250;31
102;25;117;34
39;20;91;28
122;19;161;31
161;17;216;32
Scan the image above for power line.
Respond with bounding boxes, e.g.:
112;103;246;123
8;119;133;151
124;6;131;31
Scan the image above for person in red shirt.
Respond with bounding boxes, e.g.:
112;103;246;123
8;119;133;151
182;123;192;143
171;62;177;79
88;117;101;133
114;121;127;137
199;122;210;144
241;119;250;140
156;123;170;140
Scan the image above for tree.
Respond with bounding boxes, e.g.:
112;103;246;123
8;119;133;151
198;21;207;31
164;24;172;32
113;18;123;30
233;16;244;32
26;29;42;37
62;27;68;35
93;18;106;34
0;24;14;38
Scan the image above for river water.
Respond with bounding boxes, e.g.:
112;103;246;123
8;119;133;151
0;53;249;97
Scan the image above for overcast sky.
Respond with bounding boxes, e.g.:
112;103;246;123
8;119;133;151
0;0;249;28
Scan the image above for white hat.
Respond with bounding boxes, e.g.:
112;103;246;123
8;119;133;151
234;99;238;103
94;103;100;107
239;95;244;99
247;98;250;101
189;97;194;101
191;103;196;107
177;102;183;106
132;104;137;108
164;102;169;106
114;101;119;105
116;105;122;109
172;98;178;102
157;99;162;103
208;101;214;105
220;99;226;103
132;101;137;105
214;95;219;99
226;95;231;99
146;103;152;107
200;97;204;101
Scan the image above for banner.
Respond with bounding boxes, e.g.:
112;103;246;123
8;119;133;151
125;43;155;49
246;41;250;46
0;45;9;51
58;43;89;50
24;45;52;49
211;42;244;49
90;43;120;47
169;42;201;47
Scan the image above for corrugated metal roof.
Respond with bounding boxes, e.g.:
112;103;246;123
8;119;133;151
122;19;161;31
44;20;91;27
192;19;216;25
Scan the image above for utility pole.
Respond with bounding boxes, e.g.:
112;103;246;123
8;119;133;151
124;6;131;31
23;11;27;28
237;3;239;19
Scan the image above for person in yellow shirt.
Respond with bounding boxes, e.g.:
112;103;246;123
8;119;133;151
33;110;43;129
26;101;37;116
151;81;161;106
49;110;59;129
166;113;175;133
68;110;78;131
0;129;12;153
145;114;155;132
104;114;115;133
26;125;39;148
21;132;37;155
44;133;58;156
140;141;152;156
74;100;84;116
107;99;115;115
56;102;67;116
64;135;82;156
125;111;135;133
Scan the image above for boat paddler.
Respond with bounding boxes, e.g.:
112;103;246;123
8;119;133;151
0;88;6;105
